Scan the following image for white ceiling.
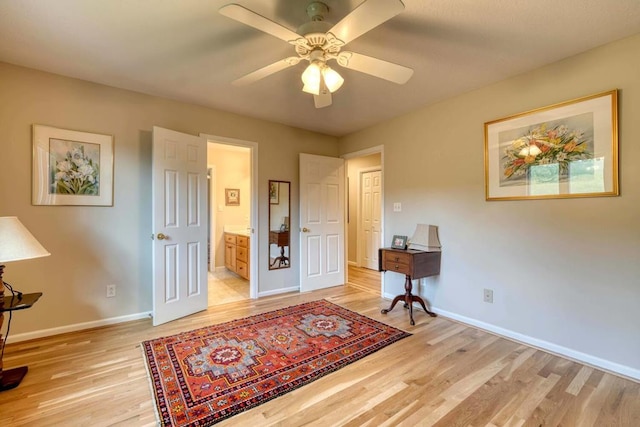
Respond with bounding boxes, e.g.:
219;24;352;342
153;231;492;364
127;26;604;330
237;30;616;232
1;0;639;136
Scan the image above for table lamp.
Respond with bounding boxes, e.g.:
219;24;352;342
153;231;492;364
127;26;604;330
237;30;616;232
0;216;50;391
408;224;441;251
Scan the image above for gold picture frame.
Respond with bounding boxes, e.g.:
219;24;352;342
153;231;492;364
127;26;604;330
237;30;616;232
484;90;618;201
225;188;240;206
32;124;114;206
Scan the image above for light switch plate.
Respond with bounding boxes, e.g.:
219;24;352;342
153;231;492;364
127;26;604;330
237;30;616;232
393;202;402;212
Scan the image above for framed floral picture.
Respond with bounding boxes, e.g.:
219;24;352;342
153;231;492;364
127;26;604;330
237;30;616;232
32;125;114;206
484;90;618;201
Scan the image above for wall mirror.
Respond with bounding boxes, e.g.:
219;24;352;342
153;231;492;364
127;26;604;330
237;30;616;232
268;180;290;270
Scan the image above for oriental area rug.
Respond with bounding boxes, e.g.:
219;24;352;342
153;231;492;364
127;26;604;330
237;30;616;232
142;299;410;426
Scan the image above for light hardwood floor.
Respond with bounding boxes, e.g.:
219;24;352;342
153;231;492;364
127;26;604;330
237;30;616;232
347;265;381;295
1;282;638;426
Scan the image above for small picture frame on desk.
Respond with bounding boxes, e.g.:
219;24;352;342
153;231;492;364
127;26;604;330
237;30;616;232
391;235;408;250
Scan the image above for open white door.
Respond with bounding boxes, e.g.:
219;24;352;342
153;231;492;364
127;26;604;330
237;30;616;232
361;170;382;269
299;153;345;292
152;126;208;326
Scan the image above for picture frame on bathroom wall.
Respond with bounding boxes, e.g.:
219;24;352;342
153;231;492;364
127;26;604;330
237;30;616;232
225;188;240;206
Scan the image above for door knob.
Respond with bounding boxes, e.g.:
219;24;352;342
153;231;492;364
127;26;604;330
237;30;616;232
301;227;310;232
156;233;168;240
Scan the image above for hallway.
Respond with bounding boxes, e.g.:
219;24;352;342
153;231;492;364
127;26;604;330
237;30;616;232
347;265;381;295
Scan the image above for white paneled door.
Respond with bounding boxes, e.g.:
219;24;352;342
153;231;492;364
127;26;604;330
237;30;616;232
152;126;208;326
299;153;345;292
361;169;382;270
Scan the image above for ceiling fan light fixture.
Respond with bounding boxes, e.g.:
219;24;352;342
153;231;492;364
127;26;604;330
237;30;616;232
322;66;343;93
302;84;319;95
301;62;322;95
220;1;414;109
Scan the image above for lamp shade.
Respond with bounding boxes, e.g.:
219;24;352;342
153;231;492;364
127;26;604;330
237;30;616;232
301;62;322;95
0;217;50;263
408;224;441;252
322;66;344;93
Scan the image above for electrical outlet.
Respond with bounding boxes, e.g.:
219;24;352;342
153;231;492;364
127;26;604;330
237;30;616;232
483;288;494;303
106;284;116;298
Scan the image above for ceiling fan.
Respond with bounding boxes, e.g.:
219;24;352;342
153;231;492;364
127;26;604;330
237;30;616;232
219;0;414;108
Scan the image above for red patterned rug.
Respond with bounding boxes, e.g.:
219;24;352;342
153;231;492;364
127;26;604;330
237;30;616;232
142;299;410;426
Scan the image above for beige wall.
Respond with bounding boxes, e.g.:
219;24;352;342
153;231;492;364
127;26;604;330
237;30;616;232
0;62;338;336
340;34;640;377
346;153;381;263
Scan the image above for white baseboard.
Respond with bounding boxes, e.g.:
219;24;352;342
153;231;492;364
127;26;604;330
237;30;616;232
6;311;152;344
381;292;639;381
258;286;300;298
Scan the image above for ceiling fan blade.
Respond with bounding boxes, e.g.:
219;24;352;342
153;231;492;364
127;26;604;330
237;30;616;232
233;57;300;86
337;51;413;84
328;0;405;45
219;4;302;43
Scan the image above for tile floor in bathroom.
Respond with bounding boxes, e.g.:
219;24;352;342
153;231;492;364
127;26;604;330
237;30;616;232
208;269;249;306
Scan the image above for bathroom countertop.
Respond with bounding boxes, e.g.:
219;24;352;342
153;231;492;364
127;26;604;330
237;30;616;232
223;226;251;237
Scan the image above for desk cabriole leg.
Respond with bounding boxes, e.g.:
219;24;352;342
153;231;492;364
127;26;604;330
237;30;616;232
381;295;404;315
415;295;437;317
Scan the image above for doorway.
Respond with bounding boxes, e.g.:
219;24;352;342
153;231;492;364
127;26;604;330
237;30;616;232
206;139;256;306
344;147;383;295
359;168;382;270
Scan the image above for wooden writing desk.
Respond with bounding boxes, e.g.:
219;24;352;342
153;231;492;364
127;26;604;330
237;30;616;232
378;248;441;325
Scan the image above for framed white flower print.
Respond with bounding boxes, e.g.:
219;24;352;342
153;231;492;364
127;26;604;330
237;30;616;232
484;90;618;201
32;125;114;206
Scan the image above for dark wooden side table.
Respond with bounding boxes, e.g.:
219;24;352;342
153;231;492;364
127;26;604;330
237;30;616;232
379;248;441;325
0;292;42;391
269;230;290;267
